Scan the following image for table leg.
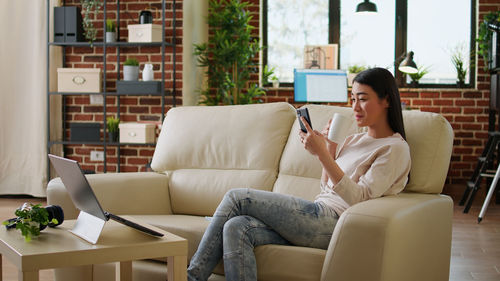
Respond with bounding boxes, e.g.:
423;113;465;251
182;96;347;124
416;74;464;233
1;254;2;281
167;256;187;281
18;270;38;281
116;261;132;281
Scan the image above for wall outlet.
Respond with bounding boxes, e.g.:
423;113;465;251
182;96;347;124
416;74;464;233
90;151;104;161
90;95;103;105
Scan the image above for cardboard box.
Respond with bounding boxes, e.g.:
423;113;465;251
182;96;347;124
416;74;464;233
128;24;162;42
57;68;101;93
119;123;156;143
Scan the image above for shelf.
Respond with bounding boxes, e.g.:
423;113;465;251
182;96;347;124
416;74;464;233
49;41;174;47
49;141;156;146
49;91;167;96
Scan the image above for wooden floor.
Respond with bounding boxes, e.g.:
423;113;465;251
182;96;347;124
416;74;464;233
1;187;499;281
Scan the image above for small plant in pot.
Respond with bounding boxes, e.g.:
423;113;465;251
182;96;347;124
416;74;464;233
106;19;116;43
451;50;467;88
106;116;120;142
408;65;429;87
123;57;139;81
347;65;367;86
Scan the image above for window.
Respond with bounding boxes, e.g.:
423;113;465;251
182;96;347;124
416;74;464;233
266;0;330;83
263;0;476;87
340;0;395;72
407;0;472;84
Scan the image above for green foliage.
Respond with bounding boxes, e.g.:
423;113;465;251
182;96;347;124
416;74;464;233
348;65;367;74
451;50;467;84
124;57;139;66
81;0;103;45
409;65;430;83
106;19;116;32
106;116;120;132
2;204;58;242
262;65;278;84
476;11;500;71
194;0;266;105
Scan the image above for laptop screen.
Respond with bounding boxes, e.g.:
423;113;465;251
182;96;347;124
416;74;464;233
48;154;107;221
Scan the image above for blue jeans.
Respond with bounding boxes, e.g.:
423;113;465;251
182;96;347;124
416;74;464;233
187;188;339;281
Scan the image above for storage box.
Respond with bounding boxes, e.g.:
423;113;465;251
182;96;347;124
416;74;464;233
116;81;161;94
119;123;156;143
57;68;101;93
70;123;100;142
127;24;162;43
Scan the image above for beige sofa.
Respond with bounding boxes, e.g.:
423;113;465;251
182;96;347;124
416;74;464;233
47;102;454;281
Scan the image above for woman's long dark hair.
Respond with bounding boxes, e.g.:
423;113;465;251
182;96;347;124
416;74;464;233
353;67;406;141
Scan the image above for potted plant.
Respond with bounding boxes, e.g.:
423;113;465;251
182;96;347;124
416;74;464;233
2;203;61;242
347;65;367;86
408;65;429;87
476;11;500;71
123;57;139;81
262;65;279;88
81;0;103;45
194;0;267;105
106;116;120;142
451;47;468;88
105;19;116;43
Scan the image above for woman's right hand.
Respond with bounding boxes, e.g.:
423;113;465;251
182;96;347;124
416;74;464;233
321;119;338;157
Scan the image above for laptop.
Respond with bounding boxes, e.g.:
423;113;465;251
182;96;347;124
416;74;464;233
48;154;163;238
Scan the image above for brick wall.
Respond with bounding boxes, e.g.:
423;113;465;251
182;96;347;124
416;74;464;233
61;0;182;173
63;0;499;185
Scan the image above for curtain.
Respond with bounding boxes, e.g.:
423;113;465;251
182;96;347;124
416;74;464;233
0;0;62;197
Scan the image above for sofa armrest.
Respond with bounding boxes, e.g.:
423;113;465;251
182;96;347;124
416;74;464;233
321;193;453;281
47;172;172;220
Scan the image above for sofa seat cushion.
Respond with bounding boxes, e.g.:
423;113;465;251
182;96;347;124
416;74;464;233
131;214;210;261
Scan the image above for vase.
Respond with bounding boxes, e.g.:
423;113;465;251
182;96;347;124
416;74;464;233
142;63;154;81
123;65;139;81
105;32;116;43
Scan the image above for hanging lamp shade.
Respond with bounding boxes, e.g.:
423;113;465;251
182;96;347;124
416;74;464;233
398;51;418;74
356;0;377;13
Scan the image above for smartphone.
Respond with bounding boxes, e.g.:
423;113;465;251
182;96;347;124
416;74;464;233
297;108;312;133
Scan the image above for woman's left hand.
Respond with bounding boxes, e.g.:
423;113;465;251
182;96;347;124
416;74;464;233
299;117;329;156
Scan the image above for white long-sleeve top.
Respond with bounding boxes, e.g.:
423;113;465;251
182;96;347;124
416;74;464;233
314;132;411;216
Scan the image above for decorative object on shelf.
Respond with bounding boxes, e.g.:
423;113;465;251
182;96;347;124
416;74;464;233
2;203;63;242
408;65;430;87
116;81;161;94
105;19;116;43
70;123;101;141
81;0;103;45
123;57;140;81
451;44;468;88
194;0;267;105
128;23;162;42
398;51;418;74
303;44;338;69
347;65;367;86
54;6;84;42
119;122;156;143
57;68;101;92
106;116;120;142
476;11;500;71
355;0;377;14
139;10;153;24
142;63;154;81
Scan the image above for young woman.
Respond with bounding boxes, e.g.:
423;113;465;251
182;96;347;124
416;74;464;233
187;67;411;281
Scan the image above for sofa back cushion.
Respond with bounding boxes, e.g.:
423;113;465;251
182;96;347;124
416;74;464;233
274;105;454;201
151;103;296;215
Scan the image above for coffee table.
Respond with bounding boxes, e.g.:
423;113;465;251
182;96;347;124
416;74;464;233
0;216;187;281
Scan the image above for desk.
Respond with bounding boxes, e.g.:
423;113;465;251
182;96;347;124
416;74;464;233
0;217;187;281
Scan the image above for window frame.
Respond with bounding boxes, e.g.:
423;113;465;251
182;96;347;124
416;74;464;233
262;0;477;89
